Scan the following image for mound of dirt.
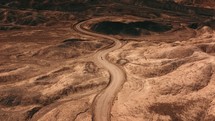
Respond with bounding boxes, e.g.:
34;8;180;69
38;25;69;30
34;38;112;60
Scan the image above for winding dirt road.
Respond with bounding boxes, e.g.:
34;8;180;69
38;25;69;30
74;20;126;121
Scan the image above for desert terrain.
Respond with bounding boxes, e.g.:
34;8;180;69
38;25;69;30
0;0;215;121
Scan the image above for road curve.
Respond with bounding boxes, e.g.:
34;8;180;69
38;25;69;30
74;20;126;121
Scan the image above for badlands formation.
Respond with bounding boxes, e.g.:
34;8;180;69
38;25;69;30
0;0;215;121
